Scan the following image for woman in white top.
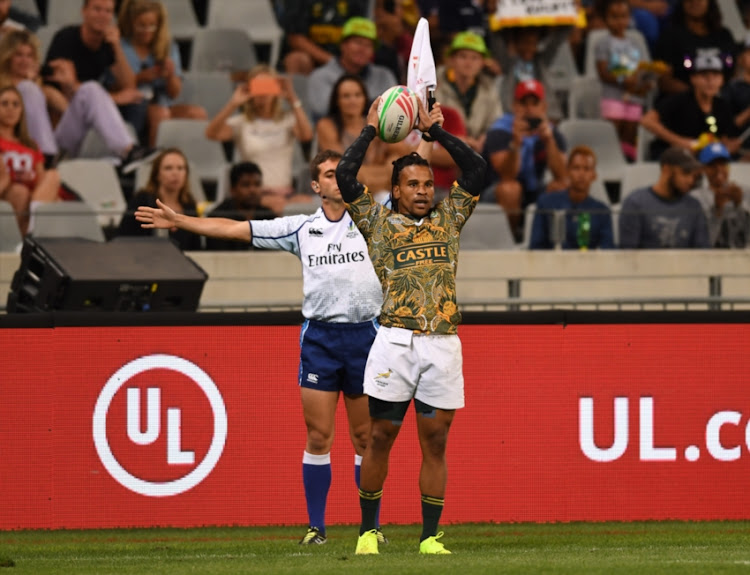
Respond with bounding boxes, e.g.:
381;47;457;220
205;65;313;203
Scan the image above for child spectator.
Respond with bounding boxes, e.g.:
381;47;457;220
118;147;202;250
205;65;313;204
116;0;207;147
595;0;655;160
0;85;60;236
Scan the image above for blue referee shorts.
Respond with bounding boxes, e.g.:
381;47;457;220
298;318;379;394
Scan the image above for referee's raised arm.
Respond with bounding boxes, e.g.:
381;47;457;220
336;98;380;203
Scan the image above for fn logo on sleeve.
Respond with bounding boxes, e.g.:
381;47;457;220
393;242;449;269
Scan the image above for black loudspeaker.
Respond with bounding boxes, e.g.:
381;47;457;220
7;237;208;313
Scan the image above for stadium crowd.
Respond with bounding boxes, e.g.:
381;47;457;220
0;0;749;250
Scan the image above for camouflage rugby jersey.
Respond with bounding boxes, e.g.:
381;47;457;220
348;184;477;334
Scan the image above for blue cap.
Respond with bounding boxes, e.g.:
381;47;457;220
698;142;731;164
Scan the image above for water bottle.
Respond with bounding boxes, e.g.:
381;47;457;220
577;212;591;251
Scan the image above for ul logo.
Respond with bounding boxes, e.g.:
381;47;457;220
93;355;227;497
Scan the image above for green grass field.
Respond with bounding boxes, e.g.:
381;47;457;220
1;521;749;574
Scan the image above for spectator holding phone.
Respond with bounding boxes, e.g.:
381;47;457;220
41;0;156;170
205;64;313;206
484;79;567;240
116;0;207;147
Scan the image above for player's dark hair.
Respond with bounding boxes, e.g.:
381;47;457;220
310;149;343;181
229;162;262;188
391;152;430;187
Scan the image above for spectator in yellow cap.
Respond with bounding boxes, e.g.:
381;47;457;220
435;31;503;153
307;16;398;123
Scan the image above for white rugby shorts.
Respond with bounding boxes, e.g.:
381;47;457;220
363;325;465;410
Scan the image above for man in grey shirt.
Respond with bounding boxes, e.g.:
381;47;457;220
619;146;709;248
690;143;750;248
307;17;397;123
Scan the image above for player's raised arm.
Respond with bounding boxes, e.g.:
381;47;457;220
423;114;487;196
336;97;380;204
136;199;252;243
415;100;444;161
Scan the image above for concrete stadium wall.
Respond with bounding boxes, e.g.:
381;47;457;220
1;250;749;309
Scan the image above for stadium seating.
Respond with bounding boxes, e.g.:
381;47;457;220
0;202;22;252
14;0;40;18
725;161;750;185
460;203;517;250
547;40;579;110
30;201;106;242
558;119;627;184
45;0;82;28
521;202;536;250
161;0;201;42
568;76;602;120
175;71;234;119
636;124;655;163
155;119;229;185
77;123;138;160
190;28;257;73
283;197;322;216
207;0;284;70
56;159;127;228
35;25;57;58
716;0;747;42
589;179;613;207
618;161;661;205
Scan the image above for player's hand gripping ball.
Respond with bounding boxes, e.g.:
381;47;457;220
376;85;419;144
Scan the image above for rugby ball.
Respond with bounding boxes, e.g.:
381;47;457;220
376;85;419;144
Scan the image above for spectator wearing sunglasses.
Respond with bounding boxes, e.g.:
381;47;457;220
641;48;741;160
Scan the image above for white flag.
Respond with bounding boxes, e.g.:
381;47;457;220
407;17;436;107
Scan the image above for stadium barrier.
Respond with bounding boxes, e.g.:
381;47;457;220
3;250;750;312
2;311;749;529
